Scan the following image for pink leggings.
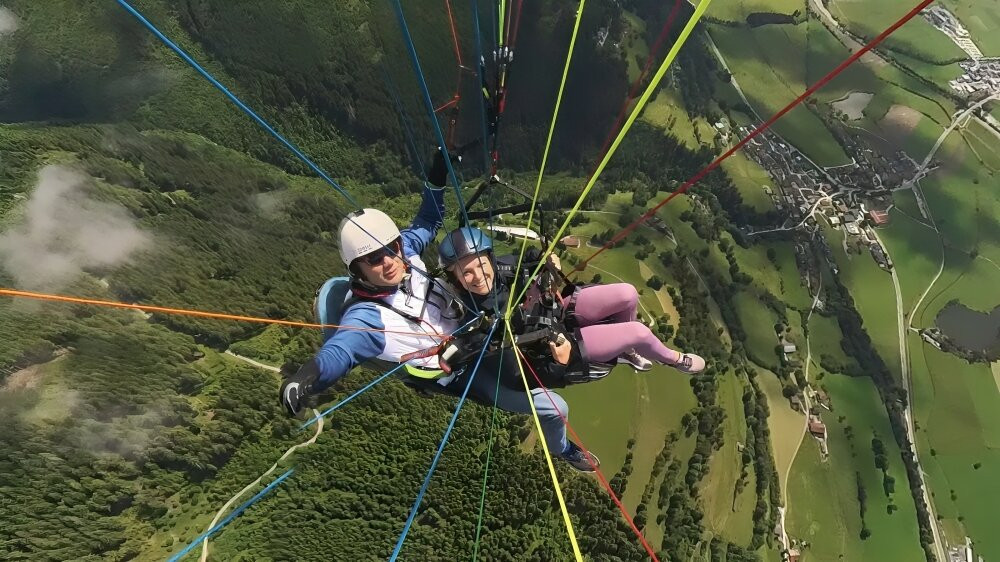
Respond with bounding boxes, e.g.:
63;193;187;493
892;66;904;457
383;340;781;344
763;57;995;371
571;284;681;364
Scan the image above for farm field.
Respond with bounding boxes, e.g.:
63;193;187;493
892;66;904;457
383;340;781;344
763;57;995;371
827;224;901;381
701;370;755;545
877;209;942;313
755;366;803;494
938;0;1000;57
908;340;1000;562
707;0;805;24
828;0;966;63
722;152;777;213
708;22;851;167
786;374;924;561
735;290;782;370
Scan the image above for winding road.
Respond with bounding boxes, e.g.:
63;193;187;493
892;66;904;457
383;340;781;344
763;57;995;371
195;352;323;561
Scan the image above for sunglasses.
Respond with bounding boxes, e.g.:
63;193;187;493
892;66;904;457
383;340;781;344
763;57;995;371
359;238;402;266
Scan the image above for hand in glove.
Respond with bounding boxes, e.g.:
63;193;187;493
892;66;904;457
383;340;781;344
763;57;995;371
278;359;321;417
427;147;462;188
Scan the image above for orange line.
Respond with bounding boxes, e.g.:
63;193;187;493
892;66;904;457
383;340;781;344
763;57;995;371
0;288;442;339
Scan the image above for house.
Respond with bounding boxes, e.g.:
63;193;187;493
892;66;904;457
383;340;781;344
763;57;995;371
786;548;801;562
560;235;581;248
869;209;890;226
782;342;797;354
846;223;861;236
808;420;827;439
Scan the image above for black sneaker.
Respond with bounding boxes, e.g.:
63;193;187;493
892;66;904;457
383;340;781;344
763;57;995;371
560;441;601;473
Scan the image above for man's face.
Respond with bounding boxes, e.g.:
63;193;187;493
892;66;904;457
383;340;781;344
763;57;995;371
451;252;494;296
356;239;406;286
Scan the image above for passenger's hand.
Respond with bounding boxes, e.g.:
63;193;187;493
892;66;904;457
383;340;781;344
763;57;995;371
548;334;572;365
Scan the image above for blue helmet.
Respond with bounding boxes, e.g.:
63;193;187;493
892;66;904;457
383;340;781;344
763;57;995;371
438;227;493;270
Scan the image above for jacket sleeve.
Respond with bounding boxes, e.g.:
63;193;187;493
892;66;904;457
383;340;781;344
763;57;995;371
313;303;386;391
400;183;445;258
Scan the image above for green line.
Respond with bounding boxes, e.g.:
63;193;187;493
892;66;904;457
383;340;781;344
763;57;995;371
471;351;504;561
498;0;507;46
505;0;587;319
508;0;714;311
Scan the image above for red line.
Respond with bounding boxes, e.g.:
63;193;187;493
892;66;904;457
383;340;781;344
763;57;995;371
444;0;463;67
508;0;525;50
435;96;460;113
577;0;935;271
592;0;684;167
513;347;661;562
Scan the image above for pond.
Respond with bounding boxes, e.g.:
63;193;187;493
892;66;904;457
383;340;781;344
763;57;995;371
935;301;1000;360
831;92;874;121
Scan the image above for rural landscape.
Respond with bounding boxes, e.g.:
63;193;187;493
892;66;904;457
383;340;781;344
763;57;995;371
1;1;997;561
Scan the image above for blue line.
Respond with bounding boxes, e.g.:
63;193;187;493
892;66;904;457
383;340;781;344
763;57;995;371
388;319;498;561
167;469;294;562
390;0;474;230
299;316;483;430
115;0;359;209
299;363;405;430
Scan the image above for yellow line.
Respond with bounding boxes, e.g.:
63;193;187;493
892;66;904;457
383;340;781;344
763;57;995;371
506;0;588;319
509;0;714;310
504;323;583;561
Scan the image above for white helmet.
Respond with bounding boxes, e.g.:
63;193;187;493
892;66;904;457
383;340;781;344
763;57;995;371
338;208;401;266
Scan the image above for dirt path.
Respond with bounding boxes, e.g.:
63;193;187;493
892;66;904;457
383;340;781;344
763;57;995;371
199;408;323;561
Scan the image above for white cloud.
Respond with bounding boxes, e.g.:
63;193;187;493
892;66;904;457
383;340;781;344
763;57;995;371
0;8;19;36
0;165;151;290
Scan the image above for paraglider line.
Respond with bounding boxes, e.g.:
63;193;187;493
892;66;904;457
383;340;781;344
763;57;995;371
504;325;583;561
472;348;504;560
389;319;499;561
577;0;936;270
167;468;294;562
300;315;484;429
509;0;711;312
513;347;660;562
0;288;443;339
113;0;358;208
504;0;588;320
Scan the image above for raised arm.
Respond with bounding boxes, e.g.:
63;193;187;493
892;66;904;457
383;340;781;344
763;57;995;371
278;303;386;416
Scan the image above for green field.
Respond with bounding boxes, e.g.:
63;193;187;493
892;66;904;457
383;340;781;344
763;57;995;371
920;128;1000;265
707;0;805;23
735;290;782;370
786;374;925;561
756;367;804;495
827;224;901;381
808;312;858;374
709;22;851;167
938;0;1000;57
622;10;649;84
702;370;755;545
829;0;966;63
878;210;942;314
641;90;717;150
909;339;1000;561
721;152;777;213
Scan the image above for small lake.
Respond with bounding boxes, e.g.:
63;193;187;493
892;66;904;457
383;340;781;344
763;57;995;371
936;302;1000;359
831;92;874;120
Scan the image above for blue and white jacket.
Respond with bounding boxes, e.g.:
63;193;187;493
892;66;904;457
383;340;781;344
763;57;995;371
313;186;462;390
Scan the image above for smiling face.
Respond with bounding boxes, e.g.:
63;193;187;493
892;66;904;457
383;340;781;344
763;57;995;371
355;239;407;286
450;252;495;296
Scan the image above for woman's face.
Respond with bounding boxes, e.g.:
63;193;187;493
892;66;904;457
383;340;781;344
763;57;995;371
451;253;495;296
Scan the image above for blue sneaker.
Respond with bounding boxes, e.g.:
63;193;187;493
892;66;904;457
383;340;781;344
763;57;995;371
560;441;601;472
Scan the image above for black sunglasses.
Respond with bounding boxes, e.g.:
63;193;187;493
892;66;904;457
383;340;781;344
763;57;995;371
359;238;402;266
